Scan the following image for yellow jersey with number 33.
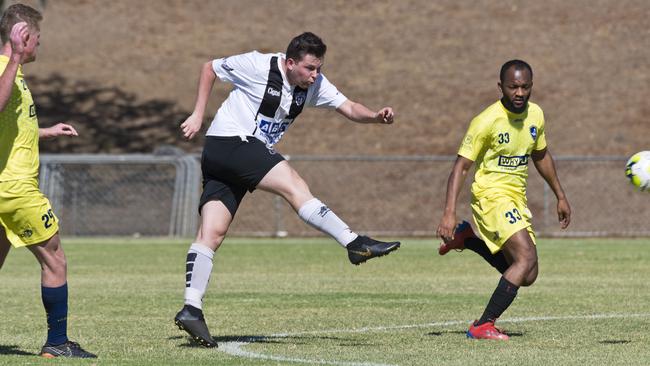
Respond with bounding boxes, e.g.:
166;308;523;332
458;100;546;200
0;55;39;182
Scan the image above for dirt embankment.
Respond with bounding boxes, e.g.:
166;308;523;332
16;0;649;156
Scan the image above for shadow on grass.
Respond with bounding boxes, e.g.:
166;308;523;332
0;344;36;356
599;340;631;344
426;329;524;337
171;334;374;348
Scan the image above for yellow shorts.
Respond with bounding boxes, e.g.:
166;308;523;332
470;194;536;254
0;178;59;248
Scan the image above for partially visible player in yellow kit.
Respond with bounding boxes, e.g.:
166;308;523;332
0;4;95;358
436;60;571;340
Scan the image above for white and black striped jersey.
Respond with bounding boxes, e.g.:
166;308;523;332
207;51;348;147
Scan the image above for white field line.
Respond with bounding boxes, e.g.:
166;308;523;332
219;342;395;366
218;312;650;366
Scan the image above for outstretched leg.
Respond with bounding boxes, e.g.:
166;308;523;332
257;161;400;264
257;161;355;245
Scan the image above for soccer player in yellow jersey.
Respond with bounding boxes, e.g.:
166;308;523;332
0;4;95;358
436;60;571;340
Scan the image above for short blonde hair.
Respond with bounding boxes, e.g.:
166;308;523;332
0;4;42;44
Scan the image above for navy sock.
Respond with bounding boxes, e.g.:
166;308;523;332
477;276;519;325
464;238;510;274
41;283;68;345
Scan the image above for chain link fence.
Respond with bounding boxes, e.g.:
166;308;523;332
39;154;650;237
39;154;200;237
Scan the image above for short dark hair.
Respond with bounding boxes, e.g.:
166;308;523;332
0;4;42;44
286;32;326;61
500;59;533;82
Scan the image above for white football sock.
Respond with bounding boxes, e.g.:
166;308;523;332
184;243;214;309
298;198;358;247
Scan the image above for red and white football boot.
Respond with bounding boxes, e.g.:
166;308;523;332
438;220;477;255
466;320;509;340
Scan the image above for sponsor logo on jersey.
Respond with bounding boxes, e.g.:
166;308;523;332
530;126;538;140
498;154;529;168
259;119;290;135
267;87;281;97
221;58;234;72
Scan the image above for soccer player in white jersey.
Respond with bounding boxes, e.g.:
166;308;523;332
175;32;401;347
436;60;571;340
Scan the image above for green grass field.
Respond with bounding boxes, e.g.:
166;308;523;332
0;237;648;365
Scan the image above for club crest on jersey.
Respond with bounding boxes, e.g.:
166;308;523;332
19;228;33;238
295;91;306;106
267;87;281;97
530;126;538;140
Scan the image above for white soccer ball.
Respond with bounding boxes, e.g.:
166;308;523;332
625;151;650;191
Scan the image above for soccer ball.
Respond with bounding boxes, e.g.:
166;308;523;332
625;151;650;191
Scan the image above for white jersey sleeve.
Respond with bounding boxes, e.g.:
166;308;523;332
307;74;347;109
212;51;262;86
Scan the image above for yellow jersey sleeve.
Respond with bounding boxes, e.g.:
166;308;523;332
458;115;491;162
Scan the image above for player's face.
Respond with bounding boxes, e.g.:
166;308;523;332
23;29;40;63
498;67;533;114
287;54;322;89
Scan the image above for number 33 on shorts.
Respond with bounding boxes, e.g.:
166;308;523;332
505;208;522;224
504;206;532;224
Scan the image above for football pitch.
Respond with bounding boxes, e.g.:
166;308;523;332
0;237;648;365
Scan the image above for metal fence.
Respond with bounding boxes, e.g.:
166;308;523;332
40;154;200;237
39;154;650;237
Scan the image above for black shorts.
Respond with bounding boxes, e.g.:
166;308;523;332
199;136;285;217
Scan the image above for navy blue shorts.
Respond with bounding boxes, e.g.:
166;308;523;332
199;136;284;217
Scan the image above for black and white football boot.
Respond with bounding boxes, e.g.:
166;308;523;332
174;305;218;348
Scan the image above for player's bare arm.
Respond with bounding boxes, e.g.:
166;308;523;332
181;61;217;140
532;147;571;228
39;123;79;140
437;155;474;241
0;22;28;112
335;100;394;124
